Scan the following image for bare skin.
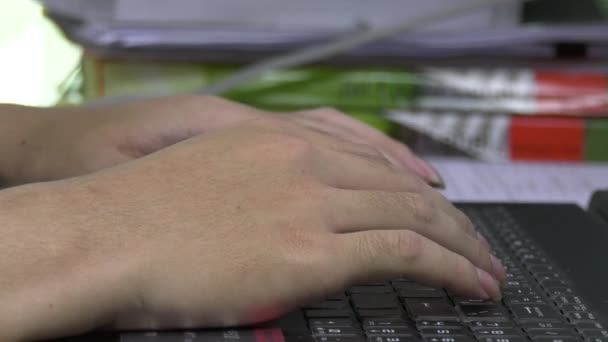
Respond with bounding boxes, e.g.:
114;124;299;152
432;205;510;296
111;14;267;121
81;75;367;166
0;97;503;341
0;95;442;186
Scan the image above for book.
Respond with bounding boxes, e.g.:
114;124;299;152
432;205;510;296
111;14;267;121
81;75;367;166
386;110;608;162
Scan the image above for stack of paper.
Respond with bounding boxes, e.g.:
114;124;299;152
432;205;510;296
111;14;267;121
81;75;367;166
39;0;608;59
430;157;608;208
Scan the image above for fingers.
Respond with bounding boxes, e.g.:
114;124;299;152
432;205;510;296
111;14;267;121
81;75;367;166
292;108;444;187
323;189;496;280
330;230;501;300
260;117;504;284
313;146;477;240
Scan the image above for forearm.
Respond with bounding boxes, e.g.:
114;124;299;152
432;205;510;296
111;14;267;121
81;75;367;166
0;104;53;186
0;181;139;341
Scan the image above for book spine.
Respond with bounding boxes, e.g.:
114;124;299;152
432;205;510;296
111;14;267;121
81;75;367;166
508;116;608;161
535;71;608;115
417;69;608;115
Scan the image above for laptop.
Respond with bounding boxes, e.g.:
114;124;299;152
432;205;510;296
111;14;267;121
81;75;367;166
51;194;608;342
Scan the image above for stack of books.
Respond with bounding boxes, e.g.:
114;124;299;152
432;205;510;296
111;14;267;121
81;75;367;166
81;59;608;162
388;68;608;162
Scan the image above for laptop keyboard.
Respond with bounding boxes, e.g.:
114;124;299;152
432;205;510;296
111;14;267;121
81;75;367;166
302;206;608;342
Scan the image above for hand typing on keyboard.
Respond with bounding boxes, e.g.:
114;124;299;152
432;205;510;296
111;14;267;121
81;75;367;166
0;96;441;187
0;103;503;341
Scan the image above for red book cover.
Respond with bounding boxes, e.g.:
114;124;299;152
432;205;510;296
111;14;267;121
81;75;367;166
535;71;608;115
509;116;585;161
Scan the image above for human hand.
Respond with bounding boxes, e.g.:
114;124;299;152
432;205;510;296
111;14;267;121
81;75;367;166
12;95;441;186
2;117;502;341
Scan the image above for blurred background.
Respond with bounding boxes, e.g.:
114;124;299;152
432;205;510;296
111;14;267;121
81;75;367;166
0;0;79;105
2;0;608;164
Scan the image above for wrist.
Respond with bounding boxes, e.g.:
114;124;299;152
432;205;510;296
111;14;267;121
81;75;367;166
0;180;142;340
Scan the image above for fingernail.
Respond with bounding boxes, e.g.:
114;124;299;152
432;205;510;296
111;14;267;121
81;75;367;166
416;158;445;189
477;232;491;252
476;267;502;302
491;255;507;284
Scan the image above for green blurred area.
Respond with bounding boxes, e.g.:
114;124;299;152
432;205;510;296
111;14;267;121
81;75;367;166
585;118;608;162
83;59;418;133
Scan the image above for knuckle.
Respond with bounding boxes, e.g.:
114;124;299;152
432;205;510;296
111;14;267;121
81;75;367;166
406;175;427;193
290;229;318;250
398;230;425;262
452;254;477;286
474;237;491;267
280;226;329;258
355;231;388;262
406;193;436;225
459;212;476;235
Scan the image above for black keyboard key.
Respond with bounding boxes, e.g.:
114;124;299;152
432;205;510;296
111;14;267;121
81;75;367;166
521;322;569;330
470;321;514;329
518;255;548;265
532;338;580;342
457;304;509;322
528;265;556;274
581;329;608;340
363;282;392;286
425;337;475;342
504;294;547;305
353;294;399;309
503;287;540;296
503;281;531;289
541;280;569;289
350;286;394;294
577;322;605;330
404;299;459;321
326;294;348;301
366;328;414;337
368;337;420;342
271;310;309;335
316;337;366;342
417;321;463;329
305;301;350;310
478;338;526;342
453;298;495;305
419;327;465;337
397;289;445;298
566;312;597;323
393;283;436;290
534;272;563;282
395;283;445;298
364;319;411;329
310;319;356;328
509;304;562;323
546;287;575;298
554;296;584;308
358;309;404;318
526;329;578;339
312;327;361;337
506;272;528;281
561;304;590;313
306;310;354;318
473;328;523;338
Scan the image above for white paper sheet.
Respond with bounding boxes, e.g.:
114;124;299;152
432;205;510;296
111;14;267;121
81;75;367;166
429;157;608;208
